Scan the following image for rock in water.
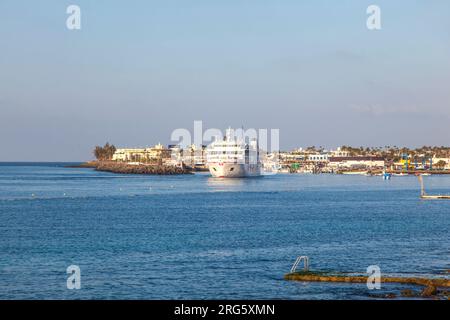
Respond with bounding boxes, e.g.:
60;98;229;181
421;285;437;297
401;289;417;297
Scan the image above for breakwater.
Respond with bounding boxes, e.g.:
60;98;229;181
284;270;450;299
69;161;192;175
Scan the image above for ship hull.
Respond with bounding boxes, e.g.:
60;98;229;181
209;163;261;178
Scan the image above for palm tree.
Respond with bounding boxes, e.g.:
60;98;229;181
435;160;447;170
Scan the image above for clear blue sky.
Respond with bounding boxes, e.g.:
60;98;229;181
1;0;449;161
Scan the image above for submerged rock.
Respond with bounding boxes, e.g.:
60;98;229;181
401;289;418;297
421;285;437;297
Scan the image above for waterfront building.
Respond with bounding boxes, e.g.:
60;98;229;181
279;152;306;162
308;154;329;162
328;156;385;169
168;144;183;162
330;147;350;157
431;157;450;170
112;143;171;163
182;144;207;167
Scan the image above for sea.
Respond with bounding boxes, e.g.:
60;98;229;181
0;162;449;299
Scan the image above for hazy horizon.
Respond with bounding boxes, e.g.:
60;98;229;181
1;0;449;161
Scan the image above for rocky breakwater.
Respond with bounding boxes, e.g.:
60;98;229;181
93;161;192;175
284;270;450;299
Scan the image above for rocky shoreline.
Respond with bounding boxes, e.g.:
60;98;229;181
285;270;450;299
65;161;98;169
68;161;192;175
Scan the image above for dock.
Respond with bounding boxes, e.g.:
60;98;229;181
418;175;450;199
421;195;450;199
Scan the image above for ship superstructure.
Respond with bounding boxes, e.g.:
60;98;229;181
206;128;262;178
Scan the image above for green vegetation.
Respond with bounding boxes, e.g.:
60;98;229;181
435;160;447;169
340;145;450;161
93;142;116;161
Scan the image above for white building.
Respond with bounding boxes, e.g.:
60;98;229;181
432;157;450;170
330;147;350;157
182;144;207;166
308;154;329;162
328;156;385;169
112;143;171;162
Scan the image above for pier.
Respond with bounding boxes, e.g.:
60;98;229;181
70;161;192;175
418;175;450;199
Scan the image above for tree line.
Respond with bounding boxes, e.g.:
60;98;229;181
339;145;450;160
93;143;116;161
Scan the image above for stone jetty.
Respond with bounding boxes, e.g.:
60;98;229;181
284;270;450;299
69;161;192;175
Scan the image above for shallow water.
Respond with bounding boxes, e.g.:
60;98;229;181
0;163;449;299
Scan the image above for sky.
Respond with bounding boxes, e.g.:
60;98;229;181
0;0;449;161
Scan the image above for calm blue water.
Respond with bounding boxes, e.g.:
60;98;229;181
0;163;449;299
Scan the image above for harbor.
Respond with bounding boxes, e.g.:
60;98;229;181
1;163;449;299
83;142;450;178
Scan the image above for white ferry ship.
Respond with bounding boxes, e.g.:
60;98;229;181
206;128;262;178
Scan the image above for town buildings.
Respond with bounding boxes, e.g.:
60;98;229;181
112;143;207;167
112;143;171;163
328;156;385;170
111;143;449;173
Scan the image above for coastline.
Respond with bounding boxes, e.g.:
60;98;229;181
66;161;450;176
65;161;98;168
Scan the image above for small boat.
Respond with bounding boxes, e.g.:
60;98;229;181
342;171;367;175
382;171;392;180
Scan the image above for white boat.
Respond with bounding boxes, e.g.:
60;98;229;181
278;168;290;174
206;128;262;178
342;171;368;175
262;161;281;174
